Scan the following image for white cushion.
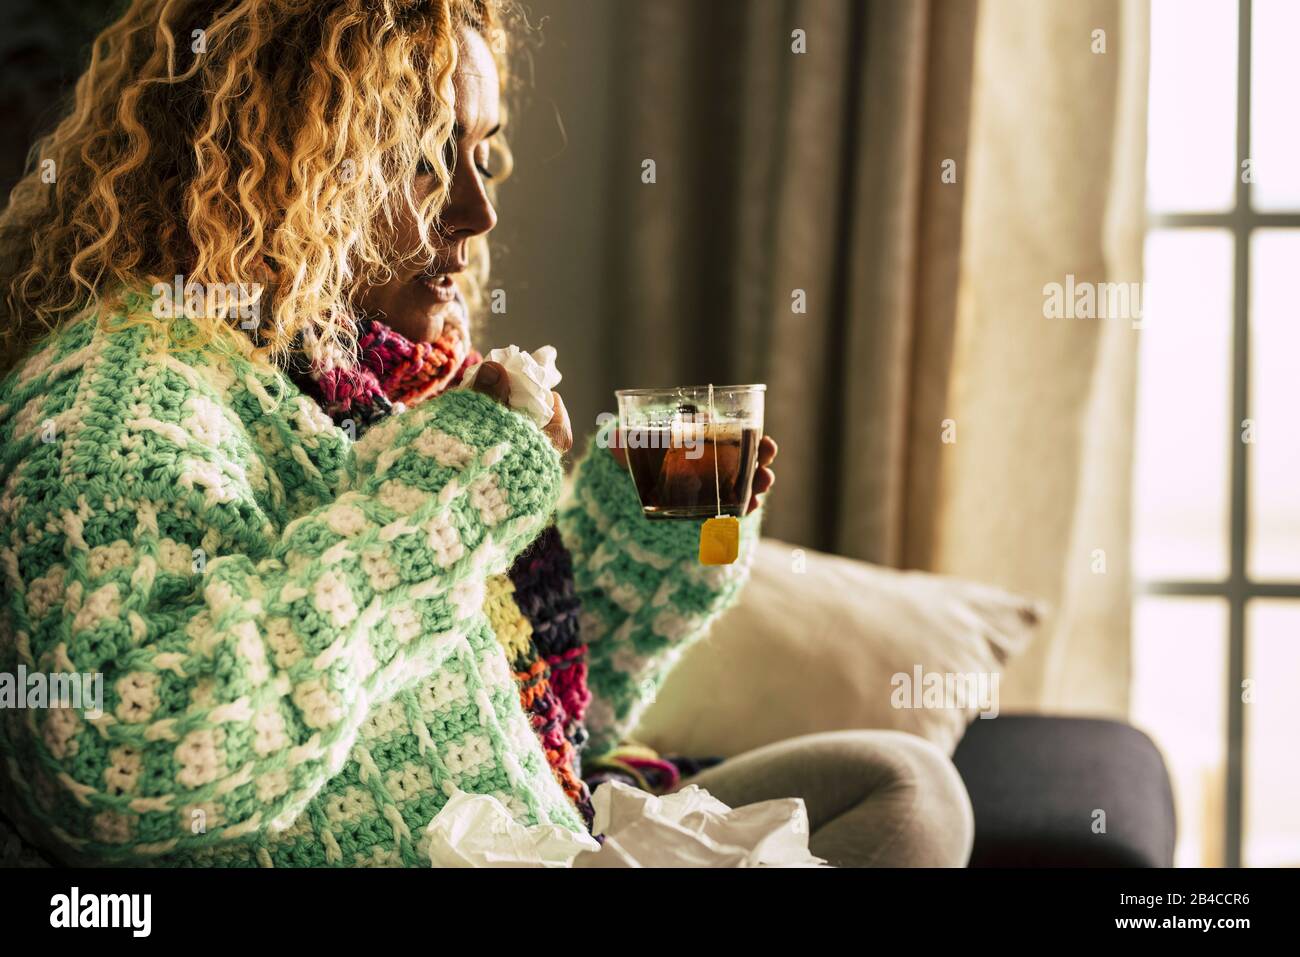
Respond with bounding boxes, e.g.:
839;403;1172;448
633;538;1041;757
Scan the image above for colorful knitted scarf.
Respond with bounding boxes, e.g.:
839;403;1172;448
289;311;479;429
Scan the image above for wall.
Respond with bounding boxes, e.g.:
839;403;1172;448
487;0;621;449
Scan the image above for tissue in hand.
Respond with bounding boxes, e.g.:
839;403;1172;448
459;344;562;428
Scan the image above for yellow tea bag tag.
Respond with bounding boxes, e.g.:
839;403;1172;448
697;383;740;565
699;516;740;565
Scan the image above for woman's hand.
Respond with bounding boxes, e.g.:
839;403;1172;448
609;430;778;516
470;360;573;454
748;435;778;515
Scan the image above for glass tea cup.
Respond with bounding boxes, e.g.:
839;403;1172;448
614;384;765;520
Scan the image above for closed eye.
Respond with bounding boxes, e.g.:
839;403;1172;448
414;151;493;181
416;122;501;180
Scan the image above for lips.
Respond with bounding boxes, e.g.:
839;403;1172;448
419;261;466;302
418;273;456;300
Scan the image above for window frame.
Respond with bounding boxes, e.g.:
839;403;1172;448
1141;0;1300;868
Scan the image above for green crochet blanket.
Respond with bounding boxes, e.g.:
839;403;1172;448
0;296;759;866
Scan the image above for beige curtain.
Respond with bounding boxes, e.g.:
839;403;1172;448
933;0;1149;714
499;0;1148;715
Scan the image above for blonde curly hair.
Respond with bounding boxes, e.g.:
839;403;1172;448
0;0;517;374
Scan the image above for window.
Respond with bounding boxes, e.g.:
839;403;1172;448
1134;0;1300;867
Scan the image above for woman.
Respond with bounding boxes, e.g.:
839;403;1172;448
0;0;971;867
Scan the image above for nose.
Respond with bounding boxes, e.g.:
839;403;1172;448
441;158;497;240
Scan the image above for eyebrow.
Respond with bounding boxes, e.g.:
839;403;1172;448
452;122;501;140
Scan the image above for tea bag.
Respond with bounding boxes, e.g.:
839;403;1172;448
699;384;740;566
659;414;706;503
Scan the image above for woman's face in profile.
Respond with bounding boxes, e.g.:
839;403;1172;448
353;26;501;343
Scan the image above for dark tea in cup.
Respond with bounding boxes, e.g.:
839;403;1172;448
623;420;761;519
615;385;766;521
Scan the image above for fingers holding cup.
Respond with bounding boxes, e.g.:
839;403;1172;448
747;435;778;514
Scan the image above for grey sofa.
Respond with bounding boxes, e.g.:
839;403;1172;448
952;714;1177;867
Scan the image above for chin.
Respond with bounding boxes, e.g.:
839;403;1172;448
388;289;466;343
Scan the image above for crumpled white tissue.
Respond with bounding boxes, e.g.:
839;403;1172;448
577;781;827;868
425;781;828;868
458;344;562;428
425;788;600;868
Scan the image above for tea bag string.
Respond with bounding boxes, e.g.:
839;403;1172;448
708;383;722;519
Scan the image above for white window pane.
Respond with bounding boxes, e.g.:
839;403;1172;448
1248;230;1300;579
1131;597;1228;867
1147;0;1238;213
1132;230;1233;581
1244;601;1300;866
1250;0;1300;210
